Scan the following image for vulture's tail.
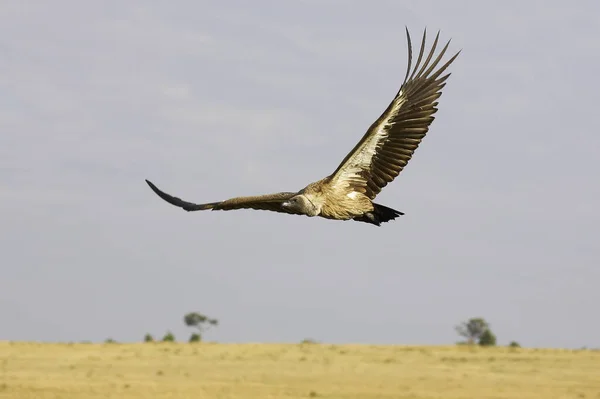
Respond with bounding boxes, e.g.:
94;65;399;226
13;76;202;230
353;203;404;226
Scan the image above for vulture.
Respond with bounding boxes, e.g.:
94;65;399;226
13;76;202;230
146;28;460;226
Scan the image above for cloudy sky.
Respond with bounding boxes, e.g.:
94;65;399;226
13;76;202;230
1;1;599;348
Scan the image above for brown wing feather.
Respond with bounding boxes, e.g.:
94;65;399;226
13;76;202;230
145;179;300;215
328;27;461;199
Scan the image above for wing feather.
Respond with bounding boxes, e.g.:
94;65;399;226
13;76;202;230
145;179;300;215
328;27;460;199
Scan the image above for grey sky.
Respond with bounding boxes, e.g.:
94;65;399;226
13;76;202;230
1;1;599;348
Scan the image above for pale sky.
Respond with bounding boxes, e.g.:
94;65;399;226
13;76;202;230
1;1;599;348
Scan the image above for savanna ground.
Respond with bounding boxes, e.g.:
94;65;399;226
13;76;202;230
1;341;599;399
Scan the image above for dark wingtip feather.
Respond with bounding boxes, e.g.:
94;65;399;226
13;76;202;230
408;28;428;82
403;27;413;84
145;179;163;197
145;179;213;212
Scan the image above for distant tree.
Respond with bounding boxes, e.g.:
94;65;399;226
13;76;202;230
479;329;497;346
508;341;521;348
104;338;117;344
144;333;154;343
455;318;492;345
162;331;175;342
183;312;218;342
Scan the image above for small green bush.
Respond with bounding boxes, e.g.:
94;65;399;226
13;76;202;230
189;333;201;343
478;329;497;346
508;341;521;348
162;331;175;342
144;333;154;343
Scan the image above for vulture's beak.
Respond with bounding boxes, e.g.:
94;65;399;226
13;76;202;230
281;201;290;208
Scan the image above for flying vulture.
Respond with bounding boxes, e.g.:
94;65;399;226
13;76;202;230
146;28;460;226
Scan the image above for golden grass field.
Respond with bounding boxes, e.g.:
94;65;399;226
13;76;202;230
1;341;599;399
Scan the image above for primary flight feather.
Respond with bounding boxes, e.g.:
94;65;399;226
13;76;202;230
146;28;460;226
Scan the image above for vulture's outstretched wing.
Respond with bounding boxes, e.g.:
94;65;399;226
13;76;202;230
328;28;460;199
145;180;300;214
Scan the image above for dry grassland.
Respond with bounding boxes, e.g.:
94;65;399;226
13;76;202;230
1;341;599;398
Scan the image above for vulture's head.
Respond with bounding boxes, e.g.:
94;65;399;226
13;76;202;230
282;195;319;216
